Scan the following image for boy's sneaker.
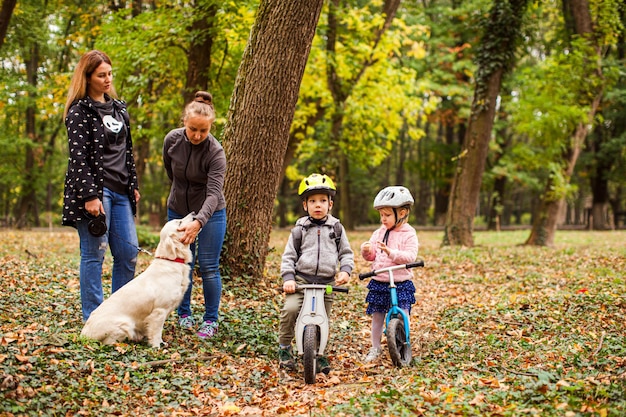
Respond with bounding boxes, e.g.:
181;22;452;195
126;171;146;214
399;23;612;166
364;347;383;362
278;346;296;370
178;315;195;330
197;320;218;339
316;356;331;374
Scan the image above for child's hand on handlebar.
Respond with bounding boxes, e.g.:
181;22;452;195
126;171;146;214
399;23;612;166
335;271;350;286
283;280;296;294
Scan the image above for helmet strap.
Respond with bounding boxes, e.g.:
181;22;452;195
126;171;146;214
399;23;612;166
394;207;409;227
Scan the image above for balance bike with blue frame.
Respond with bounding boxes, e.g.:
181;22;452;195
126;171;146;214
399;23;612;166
359;261;424;368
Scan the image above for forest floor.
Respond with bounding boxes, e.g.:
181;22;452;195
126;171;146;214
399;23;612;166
1;228;625;416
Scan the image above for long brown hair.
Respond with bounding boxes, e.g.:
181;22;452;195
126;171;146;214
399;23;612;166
63;50;118;119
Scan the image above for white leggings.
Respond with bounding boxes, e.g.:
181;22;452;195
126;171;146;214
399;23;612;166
371;310;410;348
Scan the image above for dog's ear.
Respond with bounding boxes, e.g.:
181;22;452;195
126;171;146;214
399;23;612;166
155;229;177;259
154;219;193;262
170;230;191;261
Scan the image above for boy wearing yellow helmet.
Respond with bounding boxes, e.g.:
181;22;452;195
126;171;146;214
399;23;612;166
278;173;354;374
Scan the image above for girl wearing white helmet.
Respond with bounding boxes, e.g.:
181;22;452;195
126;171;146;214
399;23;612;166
360;186;419;362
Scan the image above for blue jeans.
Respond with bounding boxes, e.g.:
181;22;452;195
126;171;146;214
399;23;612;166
77;187;138;321
169;208;226;323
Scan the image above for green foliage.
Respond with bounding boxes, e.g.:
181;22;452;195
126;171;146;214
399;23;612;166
0;0;625;236
473;0;529;111
136;224;160;250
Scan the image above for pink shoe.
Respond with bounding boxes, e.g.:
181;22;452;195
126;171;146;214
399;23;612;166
197;321;218;339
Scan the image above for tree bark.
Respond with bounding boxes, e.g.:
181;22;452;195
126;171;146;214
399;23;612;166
14;44;40;228
444;68;503;245
183;0;217;102
0;0;16;50
443;0;528;246
589;127;612;230
222;0;324;281
525;0;602;245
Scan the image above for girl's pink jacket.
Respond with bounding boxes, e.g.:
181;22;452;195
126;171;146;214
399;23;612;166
360;223;419;283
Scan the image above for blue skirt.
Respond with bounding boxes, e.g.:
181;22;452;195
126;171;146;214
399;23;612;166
366;279;416;315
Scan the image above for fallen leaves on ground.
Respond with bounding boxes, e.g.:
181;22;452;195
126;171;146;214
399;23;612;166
1;229;625;416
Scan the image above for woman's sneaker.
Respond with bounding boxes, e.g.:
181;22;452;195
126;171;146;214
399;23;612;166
197;320;218;339
278;346;296;370
178;315;195;330
364;347;383;362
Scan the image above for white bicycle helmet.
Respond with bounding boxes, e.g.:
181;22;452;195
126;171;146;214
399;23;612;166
373;186;414;209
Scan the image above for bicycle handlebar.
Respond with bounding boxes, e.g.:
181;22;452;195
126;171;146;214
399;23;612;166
278;284;349;294
358;260;425;280
296;284;349;294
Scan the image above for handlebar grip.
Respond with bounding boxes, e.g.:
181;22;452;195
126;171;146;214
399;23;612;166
406;260;425;269
358;271;376;280
333;286;349;293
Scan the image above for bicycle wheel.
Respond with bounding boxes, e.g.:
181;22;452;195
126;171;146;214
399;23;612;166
387;318;412;368
303;325;319;384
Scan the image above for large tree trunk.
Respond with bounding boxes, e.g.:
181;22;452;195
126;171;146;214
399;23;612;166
526;0;602;245
222;0;324;281
443;0;528;246
443;68;503;245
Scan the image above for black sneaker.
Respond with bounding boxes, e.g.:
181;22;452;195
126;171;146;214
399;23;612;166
316;356;331;374
279;346;296;370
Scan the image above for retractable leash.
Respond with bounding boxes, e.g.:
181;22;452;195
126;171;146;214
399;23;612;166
107;229;154;257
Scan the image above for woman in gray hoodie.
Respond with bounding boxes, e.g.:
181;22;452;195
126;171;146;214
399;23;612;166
163;91;226;339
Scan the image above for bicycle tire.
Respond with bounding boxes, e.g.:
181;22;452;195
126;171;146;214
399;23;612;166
387;318;412;368
303;325;318;384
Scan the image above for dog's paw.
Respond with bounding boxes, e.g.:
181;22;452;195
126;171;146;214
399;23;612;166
148;340;168;349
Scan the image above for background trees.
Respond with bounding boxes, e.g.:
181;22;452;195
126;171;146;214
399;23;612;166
0;0;624;275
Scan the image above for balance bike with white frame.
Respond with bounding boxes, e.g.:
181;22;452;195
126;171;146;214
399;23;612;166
294;284;348;384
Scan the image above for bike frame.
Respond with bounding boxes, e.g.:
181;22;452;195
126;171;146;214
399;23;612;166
359;261;425;365
385;269;411;347
294;284;331;356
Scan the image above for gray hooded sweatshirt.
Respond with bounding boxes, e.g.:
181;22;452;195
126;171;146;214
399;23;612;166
281;215;354;284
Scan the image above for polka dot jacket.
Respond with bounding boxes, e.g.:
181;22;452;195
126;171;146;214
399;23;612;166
62;96;138;227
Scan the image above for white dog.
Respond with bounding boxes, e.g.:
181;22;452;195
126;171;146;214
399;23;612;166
81;213;194;347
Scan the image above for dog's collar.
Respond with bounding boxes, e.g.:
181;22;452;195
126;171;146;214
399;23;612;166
156;257;187;264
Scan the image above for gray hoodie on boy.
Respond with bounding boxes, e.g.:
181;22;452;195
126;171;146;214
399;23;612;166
281;215;354;284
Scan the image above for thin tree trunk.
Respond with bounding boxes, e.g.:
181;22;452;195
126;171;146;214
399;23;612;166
0;0;16;50
326;0;401;230
14;44;40;228
183;0;217;102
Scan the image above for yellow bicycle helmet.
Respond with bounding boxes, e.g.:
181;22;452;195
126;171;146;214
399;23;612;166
298;173;337;200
